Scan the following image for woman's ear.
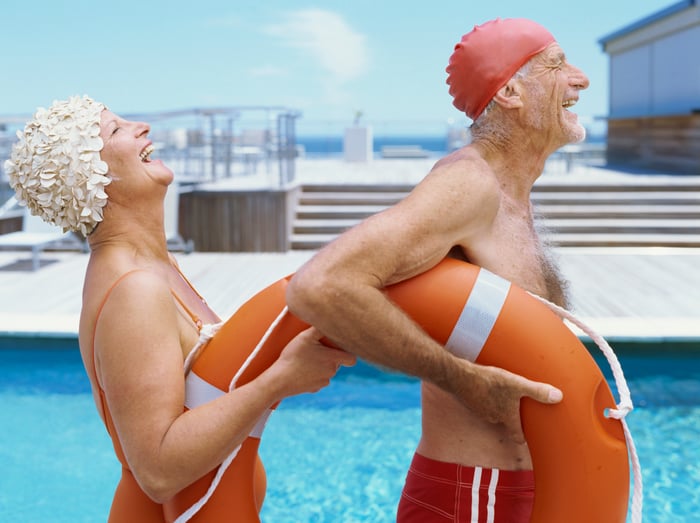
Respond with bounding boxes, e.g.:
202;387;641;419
492;79;524;110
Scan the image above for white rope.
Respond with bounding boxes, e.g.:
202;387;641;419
175;306;290;523
183;322;223;375
528;292;643;523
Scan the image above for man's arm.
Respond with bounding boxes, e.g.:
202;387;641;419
286;162;562;441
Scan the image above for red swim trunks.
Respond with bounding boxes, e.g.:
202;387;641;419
396;452;534;522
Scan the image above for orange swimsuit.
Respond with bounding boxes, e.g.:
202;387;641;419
90;269;266;522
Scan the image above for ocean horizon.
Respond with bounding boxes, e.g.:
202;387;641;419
296;134;606;157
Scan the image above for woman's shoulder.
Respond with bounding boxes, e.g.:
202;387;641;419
83;252;169;310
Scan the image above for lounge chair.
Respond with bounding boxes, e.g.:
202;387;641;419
0;197;86;270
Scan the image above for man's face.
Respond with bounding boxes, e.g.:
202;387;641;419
521;43;590;145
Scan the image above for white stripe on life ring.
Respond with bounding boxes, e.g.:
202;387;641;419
185;371;225;409
445;268;510;362
184;371;273;439
249;409;273;439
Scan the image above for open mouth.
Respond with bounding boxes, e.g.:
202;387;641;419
140;144;155;163
562;99;577;109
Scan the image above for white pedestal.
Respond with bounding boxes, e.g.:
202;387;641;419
343;126;373;162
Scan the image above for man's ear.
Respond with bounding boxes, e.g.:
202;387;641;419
492;79;524;110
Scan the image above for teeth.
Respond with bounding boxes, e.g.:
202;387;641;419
562;100;576;108
140;145;155;162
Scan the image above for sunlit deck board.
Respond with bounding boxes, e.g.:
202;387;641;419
0;247;698;342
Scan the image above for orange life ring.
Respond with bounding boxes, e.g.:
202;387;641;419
166;257;630;523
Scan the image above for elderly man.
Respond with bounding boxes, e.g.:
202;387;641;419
287;18;589;522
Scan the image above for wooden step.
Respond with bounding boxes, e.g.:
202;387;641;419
298;192;407;206
547;233;700;248
301;181;700;193
531;192;700;206
536;204;700;219
293;218;699;236
290;232;700;250
300;183;414;193
299;190;700;206
291;180;700;250
297;205;389;220
543;218;700;234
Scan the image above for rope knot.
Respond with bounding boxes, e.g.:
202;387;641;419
198;322;222;343
605;401;634;420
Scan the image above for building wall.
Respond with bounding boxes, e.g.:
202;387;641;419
609;23;700;117
179;186;299;252
607;113;700;174
602;2;700;173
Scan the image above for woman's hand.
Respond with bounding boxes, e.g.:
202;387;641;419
270;327;356;398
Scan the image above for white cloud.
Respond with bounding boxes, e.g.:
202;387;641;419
266;8;370;83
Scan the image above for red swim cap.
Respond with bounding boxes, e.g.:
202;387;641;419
446;18;555;120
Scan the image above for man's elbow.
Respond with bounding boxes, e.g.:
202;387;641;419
286;269;334;322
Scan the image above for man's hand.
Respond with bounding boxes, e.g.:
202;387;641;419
452;361;563;444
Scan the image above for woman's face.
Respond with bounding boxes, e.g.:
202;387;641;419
98;110;173;186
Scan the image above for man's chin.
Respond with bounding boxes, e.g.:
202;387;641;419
568;123;587;144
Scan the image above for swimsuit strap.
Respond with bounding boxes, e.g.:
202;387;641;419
168;258;210;331
90;267;204;382
170;257;208;303
171;291;203;331
91;269;149;381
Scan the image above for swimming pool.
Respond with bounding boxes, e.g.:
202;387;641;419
1;339;699;522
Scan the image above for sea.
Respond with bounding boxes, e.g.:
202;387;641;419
296;134;606;158
297;135;451;157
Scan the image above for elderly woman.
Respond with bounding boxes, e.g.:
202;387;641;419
5;95;355;522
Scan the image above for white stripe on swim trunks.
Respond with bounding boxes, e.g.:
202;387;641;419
470;467;498;523
487;469;499;523
445;268;511;361
471;467;482;523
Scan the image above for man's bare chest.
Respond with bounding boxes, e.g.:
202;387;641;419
456;217;568;306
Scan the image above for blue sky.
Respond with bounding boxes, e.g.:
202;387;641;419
1;0;674;136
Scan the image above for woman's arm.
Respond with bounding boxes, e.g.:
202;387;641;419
94;271;353;502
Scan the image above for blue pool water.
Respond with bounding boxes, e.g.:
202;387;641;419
1;343;699;522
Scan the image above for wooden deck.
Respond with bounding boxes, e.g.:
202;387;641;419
0;247;698;344
1;158;699;345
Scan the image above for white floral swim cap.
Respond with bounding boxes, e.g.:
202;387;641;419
4;95;111;235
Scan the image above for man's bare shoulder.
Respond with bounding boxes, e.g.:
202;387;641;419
431;146;489;176
411;146;500;205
